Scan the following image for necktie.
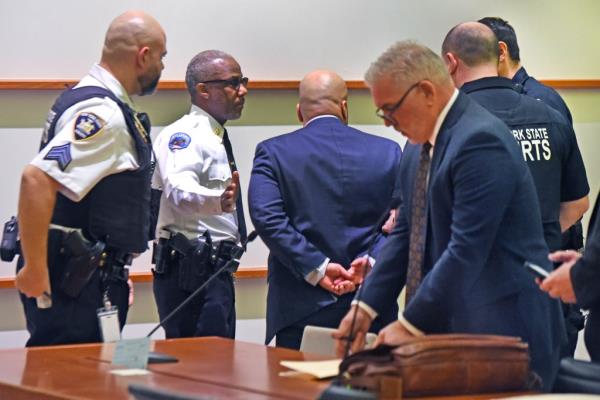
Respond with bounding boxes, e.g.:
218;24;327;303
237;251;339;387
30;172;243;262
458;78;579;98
405;142;432;305
222;129;248;244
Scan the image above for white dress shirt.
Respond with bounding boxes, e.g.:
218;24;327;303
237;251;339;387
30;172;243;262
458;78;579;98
153;105;240;243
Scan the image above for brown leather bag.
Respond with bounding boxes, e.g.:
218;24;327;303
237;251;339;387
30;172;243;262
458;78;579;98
339;334;535;399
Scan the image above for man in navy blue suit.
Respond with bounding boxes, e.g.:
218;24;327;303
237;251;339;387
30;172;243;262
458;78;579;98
248;70;402;349
334;41;564;390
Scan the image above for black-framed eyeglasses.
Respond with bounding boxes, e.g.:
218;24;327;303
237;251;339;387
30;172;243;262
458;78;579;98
375;81;421;120
200;76;249;90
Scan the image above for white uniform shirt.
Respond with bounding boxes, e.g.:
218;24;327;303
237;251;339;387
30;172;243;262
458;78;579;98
153;105;240;243
31;64;139;202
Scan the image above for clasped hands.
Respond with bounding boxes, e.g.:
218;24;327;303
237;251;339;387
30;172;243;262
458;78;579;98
318;257;370;296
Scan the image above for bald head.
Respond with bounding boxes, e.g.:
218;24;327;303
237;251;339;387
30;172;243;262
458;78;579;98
297;70;348;124
442;22;498;67
441;22;500;87
102;11;164;61
100;11;167;96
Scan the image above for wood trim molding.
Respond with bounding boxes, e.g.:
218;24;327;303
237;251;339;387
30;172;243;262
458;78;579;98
0;267;267;289
540;80;600;89
1;79;599;91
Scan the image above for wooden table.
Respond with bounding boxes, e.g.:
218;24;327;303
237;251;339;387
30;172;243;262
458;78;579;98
0;337;530;399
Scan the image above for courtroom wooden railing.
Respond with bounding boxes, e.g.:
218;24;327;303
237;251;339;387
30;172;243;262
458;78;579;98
1;79;599;91
0;267;267;289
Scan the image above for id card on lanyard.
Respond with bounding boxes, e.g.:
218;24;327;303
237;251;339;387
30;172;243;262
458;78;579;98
97;293;120;342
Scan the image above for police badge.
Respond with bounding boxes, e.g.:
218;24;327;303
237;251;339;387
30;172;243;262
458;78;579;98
168;132;191;151
74;112;105;141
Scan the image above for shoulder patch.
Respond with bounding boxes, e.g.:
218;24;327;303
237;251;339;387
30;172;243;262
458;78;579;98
74;112;105;141
43;143;72;171
168;132;191;151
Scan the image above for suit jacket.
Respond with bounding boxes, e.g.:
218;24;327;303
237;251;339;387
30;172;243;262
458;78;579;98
248;117;401;343
572;192;600;310
361;93;564;390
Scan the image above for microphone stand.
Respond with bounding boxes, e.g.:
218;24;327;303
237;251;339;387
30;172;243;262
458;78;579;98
146;231;258;364
318;207;394;400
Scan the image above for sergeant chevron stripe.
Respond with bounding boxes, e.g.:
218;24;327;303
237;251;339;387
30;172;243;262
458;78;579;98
43;143;72;171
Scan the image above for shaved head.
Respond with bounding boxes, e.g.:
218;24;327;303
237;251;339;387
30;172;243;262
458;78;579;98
298;70;348;123
100;10;166;96
102;10;165;61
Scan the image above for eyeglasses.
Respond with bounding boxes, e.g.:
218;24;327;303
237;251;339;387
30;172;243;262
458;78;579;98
200;76;249;90
375;81;421;121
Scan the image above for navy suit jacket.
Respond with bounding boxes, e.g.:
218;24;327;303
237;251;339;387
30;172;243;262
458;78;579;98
248;117;401;343
361;93;564;389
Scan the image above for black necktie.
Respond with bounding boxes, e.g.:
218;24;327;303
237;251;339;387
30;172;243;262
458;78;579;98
405;142;432;305
222;129;247;244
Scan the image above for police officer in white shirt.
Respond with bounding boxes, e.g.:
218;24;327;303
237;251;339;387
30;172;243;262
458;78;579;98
15;11;167;346
152;50;248;338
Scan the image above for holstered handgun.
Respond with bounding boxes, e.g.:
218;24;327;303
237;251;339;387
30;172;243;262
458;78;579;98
168;233;212;292
152;241;168;274
0;216;20;262
59;230;106;298
215;241;243;274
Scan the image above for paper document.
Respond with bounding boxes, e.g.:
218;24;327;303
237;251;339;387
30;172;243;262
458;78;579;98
280;359;341;379
112;337;151;370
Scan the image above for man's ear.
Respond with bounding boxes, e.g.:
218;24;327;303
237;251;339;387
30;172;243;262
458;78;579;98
443;52;458;75
418;80;436;105
296;103;304;124
195;83;209;99
340;99;349;124
498;41;508;63
137;46;150;69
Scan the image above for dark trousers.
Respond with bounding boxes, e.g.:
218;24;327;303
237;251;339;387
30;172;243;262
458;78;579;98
560;221;585;358
585;309;600;362
560;303;586;358
275;293;395;350
153;263;236;339
17;252;129;347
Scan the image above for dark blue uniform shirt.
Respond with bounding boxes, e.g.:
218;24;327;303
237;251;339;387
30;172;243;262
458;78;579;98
513;66;573;125
462;77;589;252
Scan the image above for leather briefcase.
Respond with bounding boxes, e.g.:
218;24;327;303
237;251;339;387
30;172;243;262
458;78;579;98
339;334;535;399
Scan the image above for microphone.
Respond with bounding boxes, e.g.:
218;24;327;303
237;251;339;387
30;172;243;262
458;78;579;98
342;205;394;359
145;230;258;364
318;206;394;400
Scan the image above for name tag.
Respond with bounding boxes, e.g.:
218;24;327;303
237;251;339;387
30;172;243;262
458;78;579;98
97;306;121;342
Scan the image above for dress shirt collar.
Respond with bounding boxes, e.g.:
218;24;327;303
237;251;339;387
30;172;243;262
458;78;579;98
429;88;459;149
189;104;226;140
304;114;339;126
88;63;134;108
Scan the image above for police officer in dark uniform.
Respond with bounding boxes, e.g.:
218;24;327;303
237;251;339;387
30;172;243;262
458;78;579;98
15;11;167;346
478;17;581;249
442;22;590;358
